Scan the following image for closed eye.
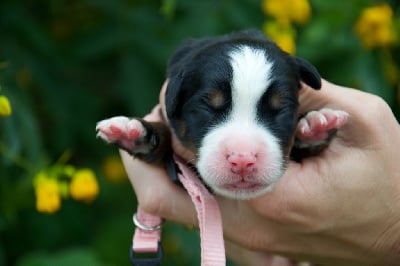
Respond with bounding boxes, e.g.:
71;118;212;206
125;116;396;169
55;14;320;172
258;86;297;116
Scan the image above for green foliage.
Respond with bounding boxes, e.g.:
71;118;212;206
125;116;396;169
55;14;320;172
0;0;399;265
16;248;104;266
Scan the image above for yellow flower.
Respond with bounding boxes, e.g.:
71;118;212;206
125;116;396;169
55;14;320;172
35;178;61;214
70;168;99;203
102;156;127;182
263;21;296;54
262;0;311;25
354;4;396;49
0;95;12;117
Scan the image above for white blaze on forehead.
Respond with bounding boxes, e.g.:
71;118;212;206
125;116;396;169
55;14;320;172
229;46;273;121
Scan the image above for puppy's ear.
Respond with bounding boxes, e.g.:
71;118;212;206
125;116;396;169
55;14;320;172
165;74;183;120
166;37;213;120
165;41;195;120
295;57;321;90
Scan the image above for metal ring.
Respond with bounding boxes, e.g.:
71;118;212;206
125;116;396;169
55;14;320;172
133;213;163;231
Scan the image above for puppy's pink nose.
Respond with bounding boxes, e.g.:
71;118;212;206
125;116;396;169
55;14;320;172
227;152;257;176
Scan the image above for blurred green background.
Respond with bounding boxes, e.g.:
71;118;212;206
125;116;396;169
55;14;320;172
0;0;399;265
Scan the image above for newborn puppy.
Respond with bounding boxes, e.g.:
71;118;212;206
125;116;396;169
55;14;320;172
96;30;348;199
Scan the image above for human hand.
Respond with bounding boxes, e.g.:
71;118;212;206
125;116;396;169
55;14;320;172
121;79;400;265
215;79;400;265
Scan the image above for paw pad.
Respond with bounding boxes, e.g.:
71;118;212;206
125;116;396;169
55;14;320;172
96;116;146;151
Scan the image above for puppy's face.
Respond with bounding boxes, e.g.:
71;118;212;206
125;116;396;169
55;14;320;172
166;30;321;199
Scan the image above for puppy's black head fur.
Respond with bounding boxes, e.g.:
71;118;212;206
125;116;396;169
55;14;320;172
165;29;321;155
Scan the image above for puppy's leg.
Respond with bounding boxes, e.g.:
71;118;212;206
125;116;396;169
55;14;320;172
96;116;171;165
291;108;349;160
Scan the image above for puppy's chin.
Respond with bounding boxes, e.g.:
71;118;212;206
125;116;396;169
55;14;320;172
199;164;284;199
211;182;277;200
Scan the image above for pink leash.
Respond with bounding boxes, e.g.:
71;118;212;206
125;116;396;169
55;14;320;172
131;160;226;265
174;155;226;265
130;106;226;266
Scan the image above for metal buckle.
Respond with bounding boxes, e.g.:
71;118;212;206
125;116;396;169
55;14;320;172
132;213;163;231
130;242;163;266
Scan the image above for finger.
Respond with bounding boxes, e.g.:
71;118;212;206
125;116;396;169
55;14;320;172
299;80;389;146
299;79;372;114
120;150;198;226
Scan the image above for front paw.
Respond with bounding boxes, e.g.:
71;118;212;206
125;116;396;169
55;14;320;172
296;108;349;142
96;116;147;153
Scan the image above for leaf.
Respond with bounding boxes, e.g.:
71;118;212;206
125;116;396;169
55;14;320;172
160;0;176;20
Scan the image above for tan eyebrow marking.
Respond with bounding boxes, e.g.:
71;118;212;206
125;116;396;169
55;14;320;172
208;89;225;109
270;91;282;110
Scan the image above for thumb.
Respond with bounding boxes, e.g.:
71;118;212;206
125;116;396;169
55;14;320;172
299;79;387;146
298;79;346;114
